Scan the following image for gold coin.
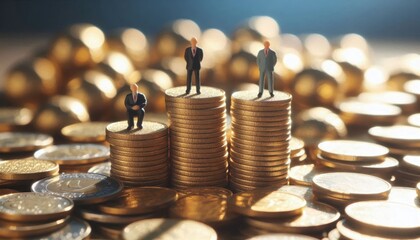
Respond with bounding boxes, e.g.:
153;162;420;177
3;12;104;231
111;157;168;167
230;146;290;157
88;161;111;176
315;153;399;174
170;125;227;134
231;117;291;128
0;216;69;238
169;195;238;227
232;90;292;106
169;112;226;121
230;163;288;176
171;144;227;155
172;171;227;182
171;176;227;186
0;132;53;153
231;121;291;132
168;105;226;116
0;192;73;222
173;165;227;177
169;116;226;125
106;121;168;140
170;135;226;145
228;190;305;218
345;201;420;235
289;164;328;187
358;91;417;112
177;187;233;199
111;167;168;178
245;201;340;234
113;177;168;187
165;86;225;103
111;147;167;157
31;173;123;204
318;140;388;162
230;101;290;112
170;120;226;130
111;151;167;161
387;186;420;208
312;172;392;200
170;129;226;139
34;144;110;165
122;218;218;240
172;161;228;172
230;107;291;117
408;113;420;128
112;161;168;173
77;207;163;225
42;218;91;240
171;151;228;161
245;233;318;240
369;125;420;147
230;172;288;183
230;155;290;167
338;100;401;118
271;185;314;201
0;108;32;131
107;136;168;148
401;155;420;173
61;121;110;142
230;149;290;162
231;113;291;123
290;137;305;153
170;140;227;150
230;159;289;172
0;159;59;180
112;144;168;153
231;126;291;138
231;134;290;145
98;187;177;215
230;140;290;152
166;101;225;110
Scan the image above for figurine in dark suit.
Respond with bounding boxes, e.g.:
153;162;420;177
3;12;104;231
257;40;277;98
125;83;147;130
184;37;203;94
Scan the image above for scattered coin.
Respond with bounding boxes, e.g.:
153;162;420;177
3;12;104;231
318;140;388;162
387;186;420;208
0;216;69;238
0;108;32;131
0;158;59;180
88;161;111;176
34;144;110;165
369;125;420;147
0;132;53;153
61;121;110;142
289;164;328;186
35;217;91;240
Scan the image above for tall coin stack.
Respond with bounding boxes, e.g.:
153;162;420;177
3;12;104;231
106;121;169;186
165;86;228;189
229;90;292;192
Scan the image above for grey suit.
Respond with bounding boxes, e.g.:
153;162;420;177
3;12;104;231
257;48;277;94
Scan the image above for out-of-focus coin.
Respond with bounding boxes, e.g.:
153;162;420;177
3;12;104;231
177;187;232;199
34;144;109;165
35;217;91;240
318;140;388;162
0;108;32;131
122;218;218;240
98;187;177;215
369;125;420;147
245;201;340;234
408;113;420;128
0;192;73;222
61;121;110;142
0;159;59;180
165;86;225;104
273;185;314;201
345;201;420;235
0;216;69;238
289;164;328;186
387;186;420;208
169;195;238;227
245;233;318;240
106;121;168;140
312;172;391;200
88;161;111;176
401;155;420;173
358;91;417;113
228;190;306;218
0;132;53;153
327;229;341;240
77;207;161;225
31;173;123;204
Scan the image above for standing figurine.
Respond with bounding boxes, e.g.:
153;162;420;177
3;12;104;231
125;83;147;130
184;37;203;94
257;40;277;97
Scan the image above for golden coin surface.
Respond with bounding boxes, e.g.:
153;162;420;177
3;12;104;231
61;121;110;142
339;100;402;117
98;187;177;215
408;113;420;127
107;136;167;148
0;108;32;130
273;185;314;201
168;105;226;116
387;187;420;208
31;173;123;204
231;101;291;112
231;107;291;117
402;155;420;172
0;216;69;238
318;140;388;162
106;121;168;140
122;218;218;240
0;132;53;152
228;190;306;218
290;137;305;153
40;218;91;240
245;201;340;233
0;192;73;222
88;161;111;176
0;159;59;180
34;144;110;165
169;195;237;226
345;201;420;234
369;125;420;147
177;187;232;199
245;233;318;240
312;172;391;200
165;86;225;103
232;90;292;106
289;164;327;186
358;91;417;109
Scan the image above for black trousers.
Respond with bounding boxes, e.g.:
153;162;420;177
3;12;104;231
186;69;200;93
127;108;145;127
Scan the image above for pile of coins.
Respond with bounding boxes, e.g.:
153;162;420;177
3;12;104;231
106;121;169;187
229;90;292;192
34;143;110;173
61;121;110;143
313;139;398;180
165;86;228;189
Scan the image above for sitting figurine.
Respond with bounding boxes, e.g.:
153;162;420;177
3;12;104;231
125;83;147;130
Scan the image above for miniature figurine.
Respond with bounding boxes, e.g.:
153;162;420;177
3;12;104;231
257;40;277;97
125;83;147;130
184;37;203;94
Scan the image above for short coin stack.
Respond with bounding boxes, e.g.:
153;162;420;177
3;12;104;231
229;90;292;192
290;137;307;166
106;121;169;187
165;86;228;189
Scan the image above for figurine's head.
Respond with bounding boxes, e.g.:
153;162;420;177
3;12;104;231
264;40;270;49
190;37;198;47
130;83;138;93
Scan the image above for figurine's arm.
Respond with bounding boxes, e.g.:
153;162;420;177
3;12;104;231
273;51;277;66
140;94;147;108
199;49;203;62
256;51;261;67
184;48;188;61
124;95;131;110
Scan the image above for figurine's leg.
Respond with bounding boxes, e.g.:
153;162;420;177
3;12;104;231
258;70;265;96
136;109;145;128
127;110;134;129
186;70;193;94
195;70;201;94
267;70;274;95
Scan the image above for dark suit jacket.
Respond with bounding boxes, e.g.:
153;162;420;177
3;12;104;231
124;92;147;110
184;47;203;70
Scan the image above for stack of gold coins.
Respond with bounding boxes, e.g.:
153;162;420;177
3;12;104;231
61;121;110;143
290;137;307;166
312;172;392;209
78;187;177;238
313;140;397;179
0;192;74;238
332;201;420;239
34;143;110;173
229;90;292;192
106;121;169;187
165;86;228;189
